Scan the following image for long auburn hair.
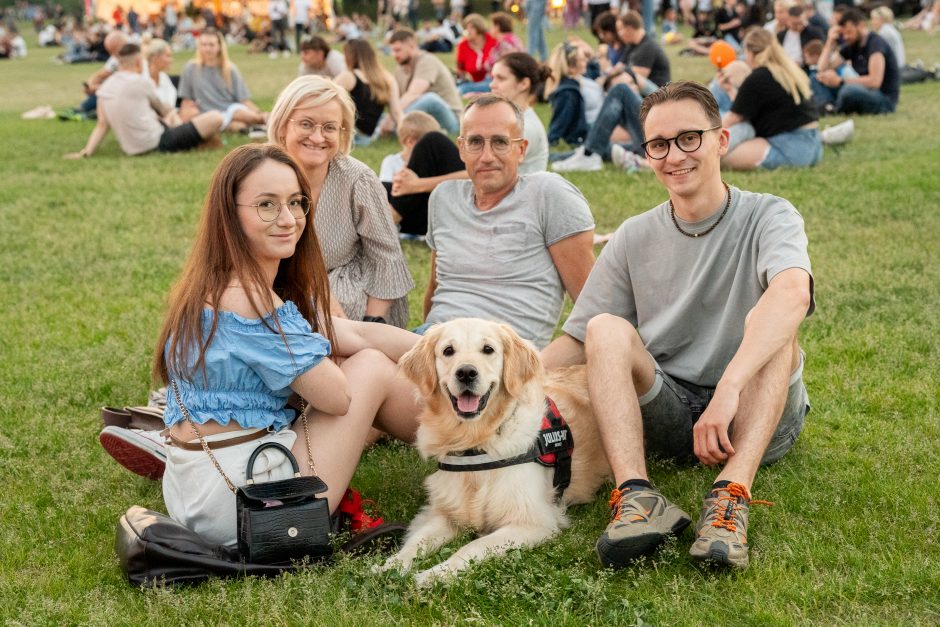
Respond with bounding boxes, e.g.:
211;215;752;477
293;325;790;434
154;144;335;384
743;28;811;104
343;39;392;105
194;29;233;88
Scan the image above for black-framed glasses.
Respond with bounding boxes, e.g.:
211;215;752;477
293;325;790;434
458;135;525;154
641;125;722;160
237;196;311;222
288;118;344;137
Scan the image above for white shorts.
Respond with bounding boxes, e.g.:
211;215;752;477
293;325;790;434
162;428;298;547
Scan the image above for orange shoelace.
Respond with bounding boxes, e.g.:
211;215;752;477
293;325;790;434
710;483;774;532
608;488;628;521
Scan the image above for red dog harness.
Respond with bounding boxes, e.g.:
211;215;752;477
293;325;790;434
436;397;575;497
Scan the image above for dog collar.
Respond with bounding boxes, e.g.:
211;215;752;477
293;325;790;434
437;397;574;496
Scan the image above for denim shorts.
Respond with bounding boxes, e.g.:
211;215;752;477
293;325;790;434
636;353;810;464
761;127;823;170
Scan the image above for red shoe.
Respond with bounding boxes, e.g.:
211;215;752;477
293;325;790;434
334;488;406;554
336;488;385;532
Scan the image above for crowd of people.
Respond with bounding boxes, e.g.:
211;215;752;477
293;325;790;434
18;0;928;574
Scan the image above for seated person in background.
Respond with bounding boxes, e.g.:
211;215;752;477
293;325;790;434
869;6;920;83
298;35;347;78
388;111;467;237
178;30;267;132
553;12;672;172
387;28;463;134
660;7;684;45
721;28;822;170
545;41;603;147
480;13;525;77
422;95;596;349
777;4;825;68
61;30;128;120
334;39;403;146
455;13;497;94
594;12;625;73
145;39;179;110
489;52;552;174
710;59;754;114
418;18;458;52
816;8;899;114
64;44;223;158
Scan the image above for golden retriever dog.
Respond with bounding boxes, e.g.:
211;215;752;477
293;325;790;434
380;318;610;585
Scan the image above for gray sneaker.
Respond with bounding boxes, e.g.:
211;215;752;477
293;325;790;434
688;482;773;569
596;486;692;568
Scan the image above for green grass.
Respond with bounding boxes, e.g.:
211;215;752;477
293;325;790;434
1;22;939;625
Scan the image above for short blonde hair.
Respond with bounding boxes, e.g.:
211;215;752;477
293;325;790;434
146;38;171;60
397;111;440;143
871;6;894;22
268;76;357;156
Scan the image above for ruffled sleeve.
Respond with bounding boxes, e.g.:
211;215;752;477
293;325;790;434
227;301;331;391
349;160;415;299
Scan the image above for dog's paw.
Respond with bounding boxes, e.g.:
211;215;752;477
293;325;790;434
374;554;410;575
413;563;455;588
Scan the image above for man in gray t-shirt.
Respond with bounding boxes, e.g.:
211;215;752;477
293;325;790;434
424;95;596;350
543;81;815;570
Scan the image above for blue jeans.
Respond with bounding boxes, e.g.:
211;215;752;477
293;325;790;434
763;127;823;170
525;0;548;61
406;93;460;134
836;84;896;114
584;84;644;161
458;78;492;95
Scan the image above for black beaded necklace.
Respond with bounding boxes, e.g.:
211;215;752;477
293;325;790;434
669;182;731;238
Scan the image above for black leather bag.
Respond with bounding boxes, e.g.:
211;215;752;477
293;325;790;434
116;506;302;587
236;442;333;564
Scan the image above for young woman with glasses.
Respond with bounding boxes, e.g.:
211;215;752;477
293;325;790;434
154;144;420;547
267;76;414;328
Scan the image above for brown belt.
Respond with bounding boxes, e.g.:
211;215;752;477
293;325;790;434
168;428;268;451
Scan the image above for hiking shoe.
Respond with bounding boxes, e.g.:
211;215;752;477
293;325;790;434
99;426;167;480
596;486;692;568
688;482;773;569
821;119;855;146
611;144;649;172
552;146;603;172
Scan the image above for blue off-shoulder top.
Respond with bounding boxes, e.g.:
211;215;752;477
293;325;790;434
163;301;331;432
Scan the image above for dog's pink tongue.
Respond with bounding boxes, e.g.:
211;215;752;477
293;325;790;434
457;393;481;413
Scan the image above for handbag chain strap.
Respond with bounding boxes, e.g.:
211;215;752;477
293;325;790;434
170;379;317;495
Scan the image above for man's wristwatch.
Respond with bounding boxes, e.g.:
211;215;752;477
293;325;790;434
362;315;387;324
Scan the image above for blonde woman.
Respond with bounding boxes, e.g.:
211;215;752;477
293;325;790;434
722;28;821;170
544;40;602;146
268;76;414;327
145;39;177;110
334;39;403;146
178;29;266;131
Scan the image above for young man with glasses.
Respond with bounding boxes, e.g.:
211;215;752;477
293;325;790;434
421;95;596;350
542;81;815;569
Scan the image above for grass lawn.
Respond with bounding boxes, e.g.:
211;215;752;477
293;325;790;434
1;20;939;625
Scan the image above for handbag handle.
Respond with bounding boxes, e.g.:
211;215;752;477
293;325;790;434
170;379;319;495
244;442;301;484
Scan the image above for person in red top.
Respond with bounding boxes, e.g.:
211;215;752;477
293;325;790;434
112;5;124;28
456;13;497;95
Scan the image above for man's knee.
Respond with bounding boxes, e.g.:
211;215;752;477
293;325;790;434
584;313;643;355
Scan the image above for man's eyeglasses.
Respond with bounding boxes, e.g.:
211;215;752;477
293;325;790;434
641;125;722;160
288;119;344;137
458;135;525;154
237;196;311;222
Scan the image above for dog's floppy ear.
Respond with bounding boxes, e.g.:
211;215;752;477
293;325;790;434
399;327;441;397
499;324;543;398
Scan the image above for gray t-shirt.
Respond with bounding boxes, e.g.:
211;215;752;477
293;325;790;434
563;187;815;386
426;173;595;349
178;61;251;112
521;107;549;175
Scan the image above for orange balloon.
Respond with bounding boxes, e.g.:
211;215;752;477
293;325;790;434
709;41;736;69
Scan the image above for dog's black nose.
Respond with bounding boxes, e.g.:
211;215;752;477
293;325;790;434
455;366;478;384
